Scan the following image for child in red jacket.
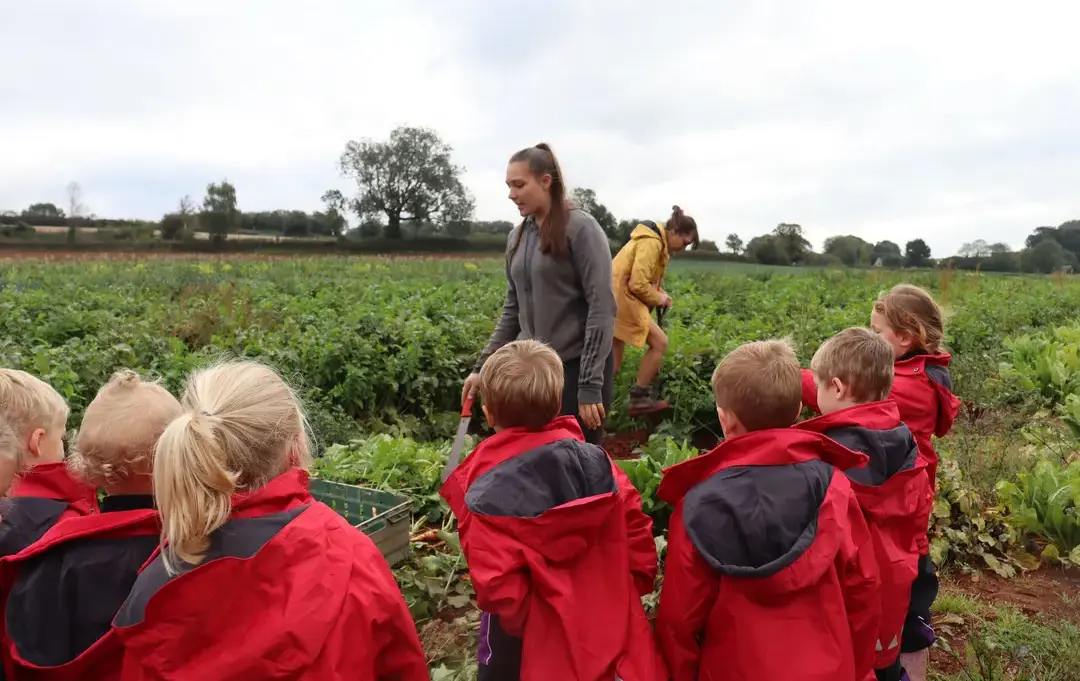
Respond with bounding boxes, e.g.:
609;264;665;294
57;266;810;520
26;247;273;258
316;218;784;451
0;369;98;558
441;340;665;681
655;339;880;681
800;286;959;681
794;329;934;681
0;370;181;681
111;361;428;681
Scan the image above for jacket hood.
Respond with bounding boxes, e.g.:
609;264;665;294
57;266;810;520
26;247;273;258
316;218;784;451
112;470;350;679
796;402;918;486
464;435;619;563
630;223;667;248
661;429;866;597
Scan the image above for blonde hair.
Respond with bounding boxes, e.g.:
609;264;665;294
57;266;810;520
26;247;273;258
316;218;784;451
69;370;182;486
480;340;564;429
0;369;69;460
0;417;18;496
712;339;802;431
154;361;311;572
873;284;945;353
811;328;895;403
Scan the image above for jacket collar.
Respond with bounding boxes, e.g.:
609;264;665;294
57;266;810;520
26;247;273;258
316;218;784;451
794;401;901;434
659;428;867;504
230;468;313;520
443;416;584;492
11;462;96;507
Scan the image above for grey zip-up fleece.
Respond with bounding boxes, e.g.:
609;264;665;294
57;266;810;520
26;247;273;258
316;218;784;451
474;209;616;405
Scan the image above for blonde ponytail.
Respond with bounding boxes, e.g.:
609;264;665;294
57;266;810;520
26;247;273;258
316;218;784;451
154;361;311;573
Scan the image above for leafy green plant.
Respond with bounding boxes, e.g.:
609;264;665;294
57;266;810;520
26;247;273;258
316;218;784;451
314;434;475;522
999;325;1080;409
930;455;1032;577
616;436;699;533
996;458;1080;565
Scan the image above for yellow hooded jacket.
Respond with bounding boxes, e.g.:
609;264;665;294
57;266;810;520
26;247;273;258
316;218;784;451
612;222;669;348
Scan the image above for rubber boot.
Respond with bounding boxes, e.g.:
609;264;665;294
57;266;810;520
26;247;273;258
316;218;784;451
628;385;669;416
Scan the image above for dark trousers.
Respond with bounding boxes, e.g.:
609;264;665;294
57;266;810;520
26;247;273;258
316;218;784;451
902;553;939;652
560;352;615;445
876;657;907;681
477;613;523;681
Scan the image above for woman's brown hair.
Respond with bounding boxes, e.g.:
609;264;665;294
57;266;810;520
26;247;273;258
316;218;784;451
509;143;570;259
667;205;699;250
873;284;946;353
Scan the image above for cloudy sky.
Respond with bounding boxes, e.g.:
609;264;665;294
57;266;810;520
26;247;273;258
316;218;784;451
2;1;1077;256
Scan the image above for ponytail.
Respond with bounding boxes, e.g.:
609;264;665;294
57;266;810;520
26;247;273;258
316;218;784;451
154;361;311;574
508;143;570;260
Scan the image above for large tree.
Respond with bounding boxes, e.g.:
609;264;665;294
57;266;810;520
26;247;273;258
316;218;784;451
904;239;931;267
823;235;873;266
66;182;86;244
773;223;812;263
569;187;617;238
202;180;239;244
320;189;349;239
22;202;64;219
725;233;744;255
338;126;474;239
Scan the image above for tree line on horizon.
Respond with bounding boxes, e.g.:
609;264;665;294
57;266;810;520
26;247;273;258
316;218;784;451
2;125;1076;273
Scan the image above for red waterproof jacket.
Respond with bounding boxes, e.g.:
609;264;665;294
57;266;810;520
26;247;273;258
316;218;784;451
801;352;960;486
654;429;880;681
0;463;99;558
794;402;933;670
111;470;428;681
0;497;160;681
440;416;666;681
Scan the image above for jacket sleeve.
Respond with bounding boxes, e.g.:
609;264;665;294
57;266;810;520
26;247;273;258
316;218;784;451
839;490;882;681
361;549;430;681
933;384;961;438
461;518;532;636
627;237;665;308
569;211;616;406
655;503;719;681
801;369;820;414
474;231;523;372
614;464;658;595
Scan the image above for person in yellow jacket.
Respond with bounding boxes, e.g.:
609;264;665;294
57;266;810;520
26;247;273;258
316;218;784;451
612;206;699;414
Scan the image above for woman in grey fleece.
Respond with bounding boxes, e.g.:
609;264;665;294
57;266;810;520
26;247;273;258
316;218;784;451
462;143;616;445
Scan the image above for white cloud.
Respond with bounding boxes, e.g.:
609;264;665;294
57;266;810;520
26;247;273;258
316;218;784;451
1;0;1078;256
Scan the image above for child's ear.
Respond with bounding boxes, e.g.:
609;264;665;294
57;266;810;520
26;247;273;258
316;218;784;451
481;404;495;429
831;377;849;400
717;407;736;435
26;428;44;460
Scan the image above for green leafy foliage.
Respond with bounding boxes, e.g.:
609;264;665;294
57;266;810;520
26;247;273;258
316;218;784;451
999;325;1080;409
931;454;1030;578
997;459;1080;562
615;436;699;533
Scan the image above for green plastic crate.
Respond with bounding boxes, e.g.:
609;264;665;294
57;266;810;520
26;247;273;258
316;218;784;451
310;479;412;567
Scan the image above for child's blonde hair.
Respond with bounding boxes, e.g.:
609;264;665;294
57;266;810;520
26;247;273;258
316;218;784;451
873;284;945;353
69;370;182;486
0;369;69;459
811;328;895;403
712;339;802;431
154;361;311;572
0;417;18;496
480;340;564;429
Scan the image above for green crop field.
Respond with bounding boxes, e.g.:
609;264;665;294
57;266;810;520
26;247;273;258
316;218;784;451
4;255;1080;679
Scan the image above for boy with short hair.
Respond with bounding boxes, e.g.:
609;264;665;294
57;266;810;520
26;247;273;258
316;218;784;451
440;340;666;681
795;328;934;681
0;369;98;557
655;339;880;681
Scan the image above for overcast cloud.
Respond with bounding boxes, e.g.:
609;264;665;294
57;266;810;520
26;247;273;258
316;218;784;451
1;0;1077;256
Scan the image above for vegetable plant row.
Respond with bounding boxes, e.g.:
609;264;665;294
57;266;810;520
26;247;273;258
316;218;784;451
5;257;1080;448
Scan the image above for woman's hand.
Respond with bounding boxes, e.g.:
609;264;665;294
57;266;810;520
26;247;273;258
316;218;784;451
462;372;481;405
579;402;606;430
658;292;673;309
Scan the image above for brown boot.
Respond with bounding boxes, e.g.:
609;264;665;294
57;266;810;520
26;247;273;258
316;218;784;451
628;386;669;416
